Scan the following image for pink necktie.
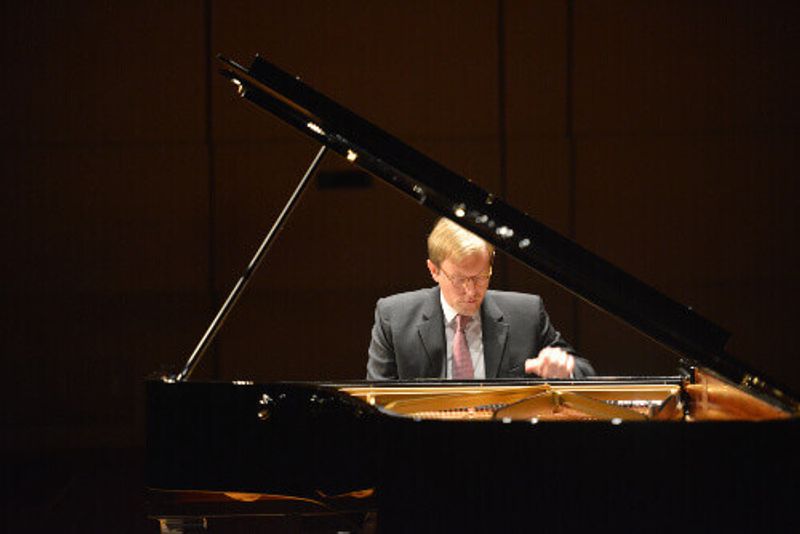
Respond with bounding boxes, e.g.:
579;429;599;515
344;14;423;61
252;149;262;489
452;314;474;379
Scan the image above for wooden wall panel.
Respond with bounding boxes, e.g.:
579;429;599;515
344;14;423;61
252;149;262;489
504;1;570;231
575;134;800;377
212;0;499;142
0;1;209;450
573;1;800;383
504;0;568;137
502;1;578;345
0;1;206;144
0;147;209;293
573;0;800;134
0;146;212;448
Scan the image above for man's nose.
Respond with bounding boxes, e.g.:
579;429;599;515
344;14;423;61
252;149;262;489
464;283;479;296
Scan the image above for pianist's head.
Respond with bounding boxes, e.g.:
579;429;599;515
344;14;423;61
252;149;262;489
426;218;495;317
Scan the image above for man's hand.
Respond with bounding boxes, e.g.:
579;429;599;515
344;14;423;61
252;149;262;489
525;347;575;378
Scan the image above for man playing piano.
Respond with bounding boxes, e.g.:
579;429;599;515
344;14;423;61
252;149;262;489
367;217;595;380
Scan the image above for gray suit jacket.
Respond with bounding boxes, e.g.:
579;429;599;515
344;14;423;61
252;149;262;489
367;287;595;380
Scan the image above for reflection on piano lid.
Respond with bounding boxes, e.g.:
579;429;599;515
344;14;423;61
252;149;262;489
145;55;800;532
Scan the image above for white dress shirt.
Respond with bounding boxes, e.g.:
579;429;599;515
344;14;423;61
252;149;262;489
440;293;485;379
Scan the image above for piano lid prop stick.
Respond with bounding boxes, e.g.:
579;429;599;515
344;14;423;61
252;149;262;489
173;145;329;382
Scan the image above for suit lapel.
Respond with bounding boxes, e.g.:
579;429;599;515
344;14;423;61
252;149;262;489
417;288;446;378
482;293;509;378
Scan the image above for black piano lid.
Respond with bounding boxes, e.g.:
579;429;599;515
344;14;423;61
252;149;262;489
216;54;797;409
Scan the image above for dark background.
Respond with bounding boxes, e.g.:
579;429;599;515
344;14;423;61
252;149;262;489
1;1;798;531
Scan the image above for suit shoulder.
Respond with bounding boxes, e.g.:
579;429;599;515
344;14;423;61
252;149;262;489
377;288;436;313
486;289;542;307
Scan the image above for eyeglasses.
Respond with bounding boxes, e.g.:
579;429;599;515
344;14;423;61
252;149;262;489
439;267;492;289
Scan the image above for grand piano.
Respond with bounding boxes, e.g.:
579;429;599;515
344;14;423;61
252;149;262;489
146;55;800;533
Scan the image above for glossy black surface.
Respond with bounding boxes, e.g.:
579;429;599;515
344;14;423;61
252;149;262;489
147;379;800;532
379;411;799;533
146;380;381;495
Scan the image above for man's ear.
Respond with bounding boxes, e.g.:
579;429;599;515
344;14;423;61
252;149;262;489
426;259;439;282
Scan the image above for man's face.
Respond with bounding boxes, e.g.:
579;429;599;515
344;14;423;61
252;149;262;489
427;250;492;316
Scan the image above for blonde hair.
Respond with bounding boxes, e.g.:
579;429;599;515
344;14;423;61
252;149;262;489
427;218;494;265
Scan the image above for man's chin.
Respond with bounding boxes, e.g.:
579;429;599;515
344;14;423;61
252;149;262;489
457;302;481;316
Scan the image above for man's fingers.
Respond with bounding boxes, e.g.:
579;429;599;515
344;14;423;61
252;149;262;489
525;356;552;376
525;357;540;375
526;348;574;378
